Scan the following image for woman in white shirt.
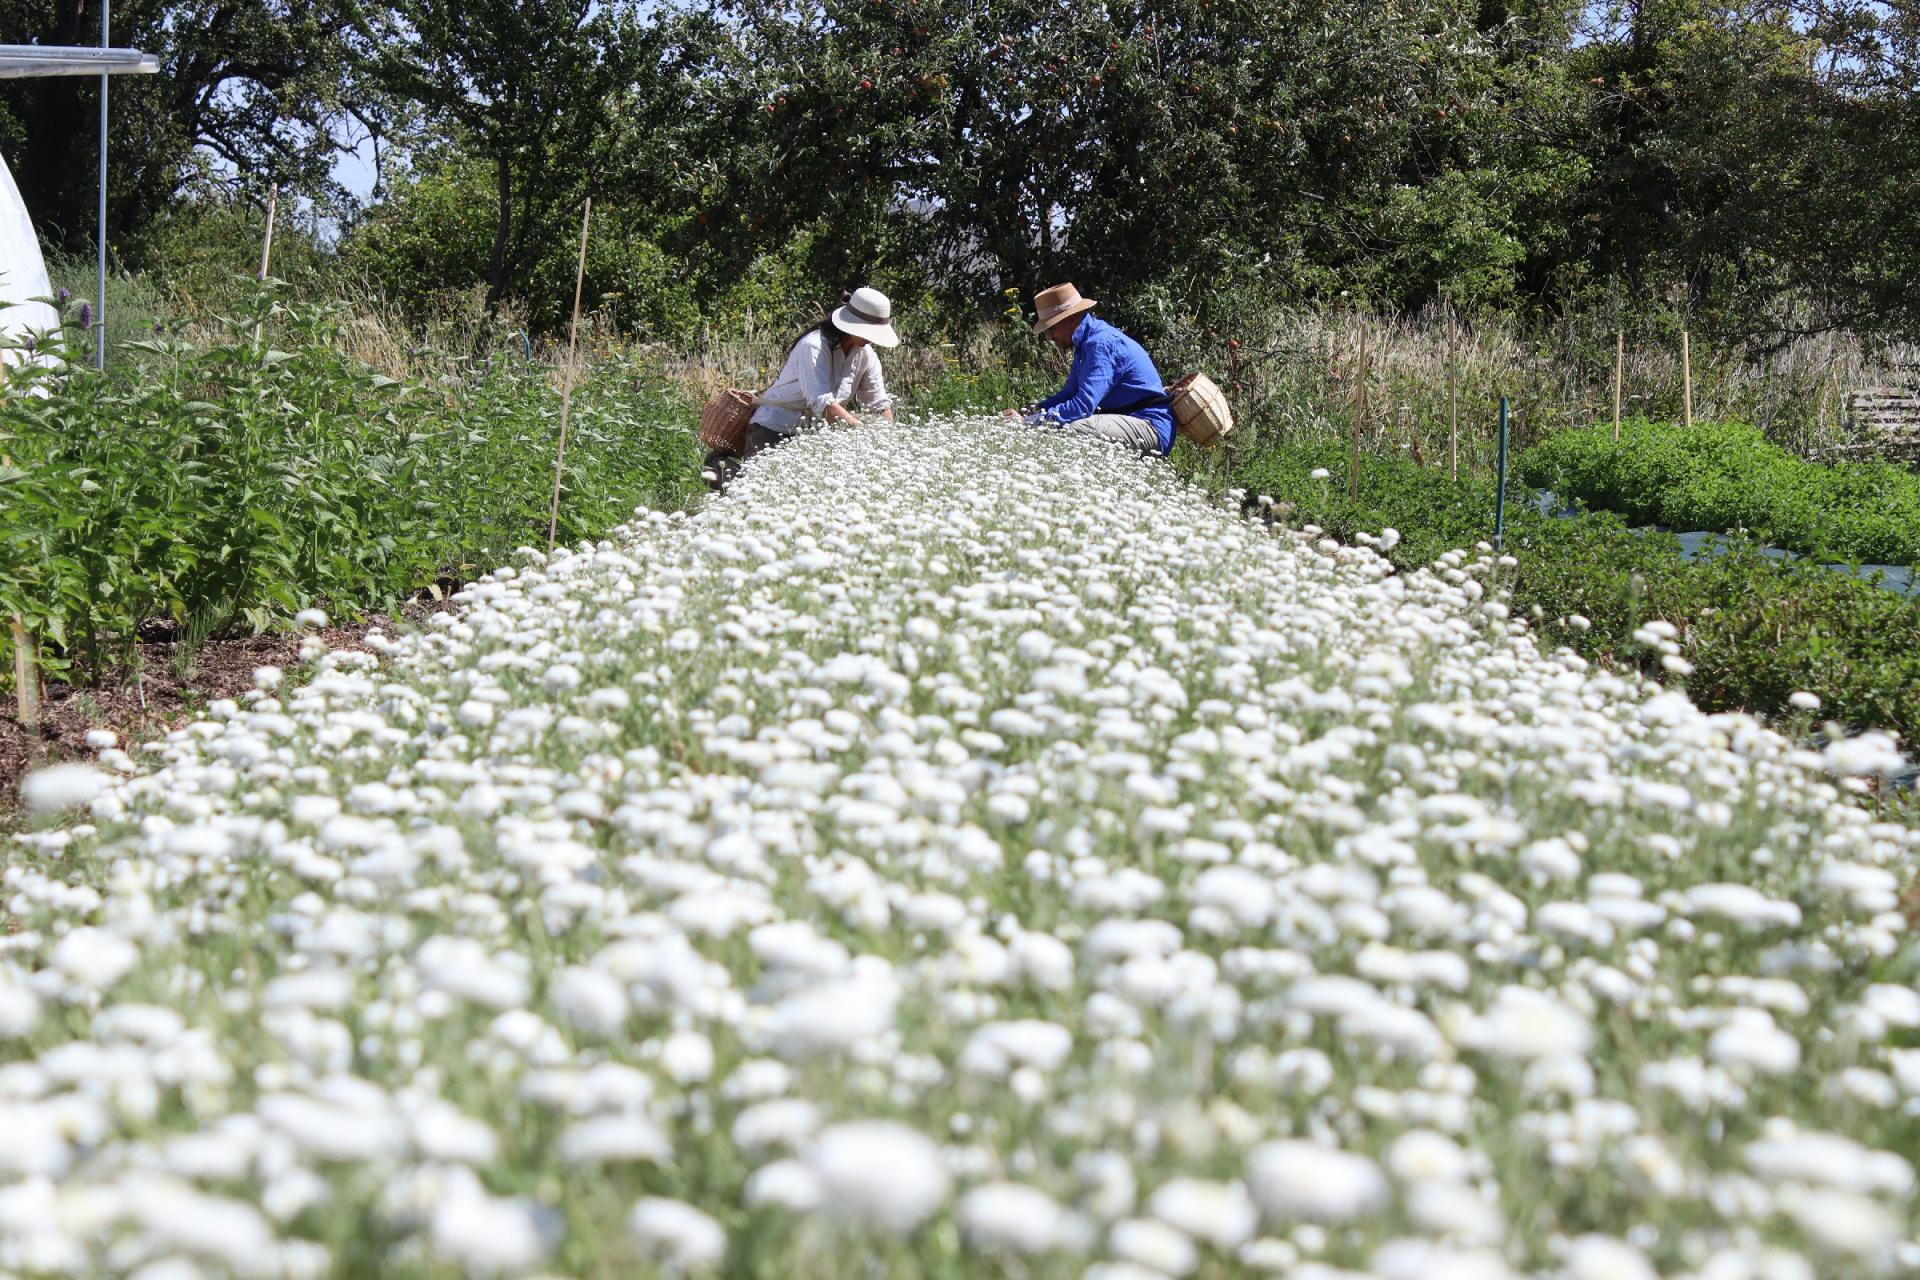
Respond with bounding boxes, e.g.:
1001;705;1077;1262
741;286;900;458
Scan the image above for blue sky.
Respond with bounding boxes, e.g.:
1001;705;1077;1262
336;133;381;204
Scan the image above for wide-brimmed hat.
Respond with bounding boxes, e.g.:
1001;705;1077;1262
1032;282;1097;335
832;286;900;347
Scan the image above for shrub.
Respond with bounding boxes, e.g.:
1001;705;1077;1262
343;154;704;339
1518;418;1920;566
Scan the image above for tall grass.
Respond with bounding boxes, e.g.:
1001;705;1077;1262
640;300;1917;476
1152;306;1920;480
1129;309;1876;470
43;250;170;364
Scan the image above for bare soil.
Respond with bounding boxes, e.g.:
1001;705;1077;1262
2;602;446;817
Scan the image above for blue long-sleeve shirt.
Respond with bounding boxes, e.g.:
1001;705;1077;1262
1027;315;1175;454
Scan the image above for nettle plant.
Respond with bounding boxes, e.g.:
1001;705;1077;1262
0;284;702;682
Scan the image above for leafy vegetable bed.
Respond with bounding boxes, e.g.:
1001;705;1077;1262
1;296;702;682
1517;419;1920;566
1218;438;1920;743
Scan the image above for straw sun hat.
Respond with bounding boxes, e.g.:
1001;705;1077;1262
1031;282;1097;335
832;286;901;347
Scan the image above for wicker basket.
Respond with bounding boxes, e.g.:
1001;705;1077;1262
697;388;758;453
1169;372;1234;448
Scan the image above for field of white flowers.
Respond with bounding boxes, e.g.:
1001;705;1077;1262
9;416;1920;1280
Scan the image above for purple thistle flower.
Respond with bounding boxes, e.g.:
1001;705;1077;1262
76;302;93;331
23;335;34;355
57;287;70;304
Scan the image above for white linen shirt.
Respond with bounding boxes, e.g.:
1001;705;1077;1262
749;329;892;434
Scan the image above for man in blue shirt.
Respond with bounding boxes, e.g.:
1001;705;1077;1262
1001;283;1175;456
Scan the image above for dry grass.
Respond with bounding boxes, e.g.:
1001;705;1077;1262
646;317;1007;404
1148;305;1920;471
244;281;1920;473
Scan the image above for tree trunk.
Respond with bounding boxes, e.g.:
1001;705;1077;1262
486;151;513;310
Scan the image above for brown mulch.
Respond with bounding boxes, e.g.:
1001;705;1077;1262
1;600;448;817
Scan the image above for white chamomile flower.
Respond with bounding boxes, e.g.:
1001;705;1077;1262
3;418;1909;1280
804;1121;950;1233
21;763;108;813
630;1197;726;1271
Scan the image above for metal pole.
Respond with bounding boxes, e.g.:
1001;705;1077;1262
95;0;108;370
1494;395;1510;551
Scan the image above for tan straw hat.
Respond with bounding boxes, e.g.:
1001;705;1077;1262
1032;282;1097;335
832;286;900;347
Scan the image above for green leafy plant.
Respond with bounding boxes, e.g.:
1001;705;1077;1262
0;284;703;685
1518;418;1920;567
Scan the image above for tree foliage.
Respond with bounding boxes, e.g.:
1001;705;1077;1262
1553;0;1920;338
0;0;367;250
365;0;672;309
682;0;1920;337
6;0;1920;341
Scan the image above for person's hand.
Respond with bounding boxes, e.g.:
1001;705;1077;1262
1000;408;1025;421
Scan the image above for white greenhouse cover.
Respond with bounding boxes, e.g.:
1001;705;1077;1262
0;147;58;363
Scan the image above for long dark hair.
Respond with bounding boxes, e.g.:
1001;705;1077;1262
788;294;855;356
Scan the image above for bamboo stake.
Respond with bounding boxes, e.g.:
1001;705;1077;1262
1350;326;1369;502
10;615;37;732
1682;329;1693;428
250;185;280;349
1494;396;1510;551
257;184;278;281
1612;330;1624;441
547;198;593;553
1447;309;1459;480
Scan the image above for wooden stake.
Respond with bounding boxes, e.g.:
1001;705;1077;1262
251;185;280;348
1612;330;1624;441
257;184;279;281
1447;309;1459;481
1350;327;1369;502
1494;396;1510;550
1682;329;1693;428
10;615;37;731
547;197;592;552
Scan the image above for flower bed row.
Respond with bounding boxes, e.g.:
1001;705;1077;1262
9;419;1918;1278
1218;439;1920;746
1516;419;1920;566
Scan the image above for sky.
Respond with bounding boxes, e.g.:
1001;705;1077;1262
336;134;380;205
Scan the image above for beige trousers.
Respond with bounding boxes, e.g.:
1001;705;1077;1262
1064;414;1160;453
